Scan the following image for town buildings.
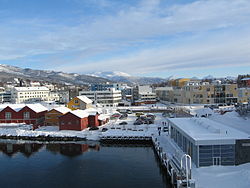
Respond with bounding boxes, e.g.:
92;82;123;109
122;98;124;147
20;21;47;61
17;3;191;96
45;106;71;126
67;96;93;110
0;104;47;126
11;87;50;103
58;108;108;131
90;83;122;91
59;110;89;131
167;118;250;167
156;81;240;105
133;85;157;105
79;88;122;107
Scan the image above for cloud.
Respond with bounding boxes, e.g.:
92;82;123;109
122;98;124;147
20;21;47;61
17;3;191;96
0;0;250;76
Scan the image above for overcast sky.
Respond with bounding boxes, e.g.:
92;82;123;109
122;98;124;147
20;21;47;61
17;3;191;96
0;0;250;78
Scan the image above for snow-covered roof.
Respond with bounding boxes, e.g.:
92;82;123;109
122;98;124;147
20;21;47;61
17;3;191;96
168;118;250;145
76;96;93;104
0;104;25;112
13;87;50;91
190;107;214;117
53;106;71;114
98;114;109;120
241;78;250;81
84;108;101;115
26;104;48;113
70;110;89;118
0;104;48;113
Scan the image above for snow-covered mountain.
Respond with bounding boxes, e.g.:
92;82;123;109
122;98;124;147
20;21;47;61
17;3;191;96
89;71;167;85
89;71;131;78
202;75;215;80
202;75;237;81
0;64;111;85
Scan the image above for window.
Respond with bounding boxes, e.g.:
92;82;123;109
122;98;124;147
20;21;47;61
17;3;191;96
5;112;11;119
24;112;30;119
75;100;79;104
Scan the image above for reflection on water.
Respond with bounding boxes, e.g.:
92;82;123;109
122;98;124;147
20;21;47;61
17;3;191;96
0;141;171;188
0;142;100;157
0;142;43;157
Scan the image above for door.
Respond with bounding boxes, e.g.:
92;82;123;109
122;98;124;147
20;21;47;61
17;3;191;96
213;157;221;165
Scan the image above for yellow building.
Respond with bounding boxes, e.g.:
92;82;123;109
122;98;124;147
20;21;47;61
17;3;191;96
45;106;71;126
170;78;191;87
238;88;250;103
67;96;93;110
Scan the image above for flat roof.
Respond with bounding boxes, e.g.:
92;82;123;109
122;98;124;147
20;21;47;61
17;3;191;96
168;118;250;145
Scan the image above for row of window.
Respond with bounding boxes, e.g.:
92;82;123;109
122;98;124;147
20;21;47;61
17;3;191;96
4;112;30;119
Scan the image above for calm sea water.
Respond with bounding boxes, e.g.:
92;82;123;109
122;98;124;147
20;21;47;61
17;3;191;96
0;141;171;188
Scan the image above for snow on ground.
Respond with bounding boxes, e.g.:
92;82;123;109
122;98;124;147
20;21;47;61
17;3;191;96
0;106;250;188
209;111;250;135
193;163;250;188
0;113;163;140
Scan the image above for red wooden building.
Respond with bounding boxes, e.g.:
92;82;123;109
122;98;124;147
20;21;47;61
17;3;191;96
59;110;89;131
59;109;103;131
0;104;47;127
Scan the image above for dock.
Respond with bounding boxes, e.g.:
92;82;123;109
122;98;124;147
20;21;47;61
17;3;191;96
100;132;196;188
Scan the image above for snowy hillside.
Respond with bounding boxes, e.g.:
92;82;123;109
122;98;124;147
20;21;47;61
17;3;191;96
89;71;167;85
0;64;111;85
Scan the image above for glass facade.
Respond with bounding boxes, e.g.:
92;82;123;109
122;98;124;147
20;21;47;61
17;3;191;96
170;125;198;166
170;122;235;167
199;145;235;166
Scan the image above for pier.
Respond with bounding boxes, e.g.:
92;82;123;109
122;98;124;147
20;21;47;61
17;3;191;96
100;132;196;188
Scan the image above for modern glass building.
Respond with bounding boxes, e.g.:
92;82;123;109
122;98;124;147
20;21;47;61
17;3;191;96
167;118;250;167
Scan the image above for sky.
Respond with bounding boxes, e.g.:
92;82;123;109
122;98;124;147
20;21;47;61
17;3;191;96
0;0;250;78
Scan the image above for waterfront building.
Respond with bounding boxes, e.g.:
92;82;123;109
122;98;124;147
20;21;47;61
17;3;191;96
67;96;93;110
59;110;89;131
45;107;71;126
0;104;47;126
79;88;122;107
167;118;250;167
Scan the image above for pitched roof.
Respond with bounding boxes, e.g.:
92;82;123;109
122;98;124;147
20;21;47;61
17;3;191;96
84;108;101;115
70;110;89;118
25;104;48;113
0;103;47;113
98;114;109;120
54;106;71;114
0;104;25;112
76;96;93;104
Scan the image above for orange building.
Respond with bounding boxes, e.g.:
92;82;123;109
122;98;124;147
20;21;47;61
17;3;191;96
67;96;93;110
45;106;71;126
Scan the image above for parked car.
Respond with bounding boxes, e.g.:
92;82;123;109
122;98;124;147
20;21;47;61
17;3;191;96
135;112;144;117
133;120;143;125
89;126;99;131
144;119;154;124
101;128;108;132
119;121;128;125
127;109;132;114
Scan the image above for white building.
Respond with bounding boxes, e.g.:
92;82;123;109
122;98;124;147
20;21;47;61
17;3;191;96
133;85;156;103
167;117;250;167
11;87;50;103
79;88;122;107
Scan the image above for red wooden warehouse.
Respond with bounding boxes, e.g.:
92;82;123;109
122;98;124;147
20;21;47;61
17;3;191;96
0;104;48;126
59;110;89;131
59;109;102;131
